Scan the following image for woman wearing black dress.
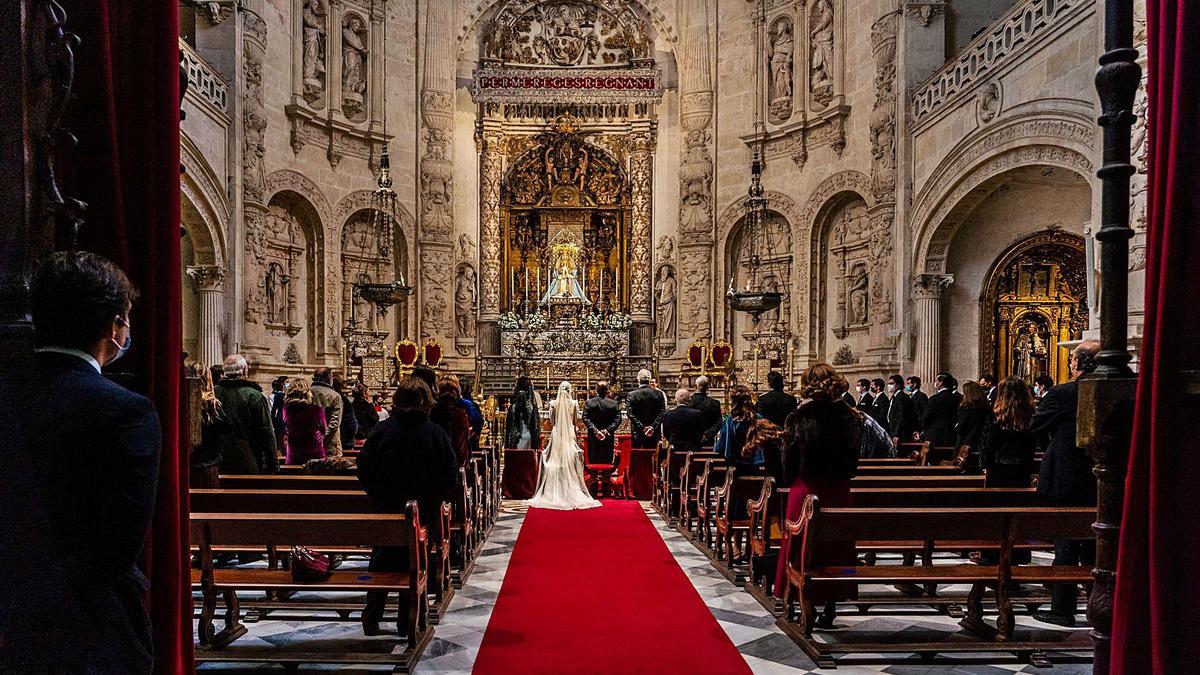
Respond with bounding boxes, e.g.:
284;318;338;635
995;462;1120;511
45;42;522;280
977;377;1037;487
955;380;994;472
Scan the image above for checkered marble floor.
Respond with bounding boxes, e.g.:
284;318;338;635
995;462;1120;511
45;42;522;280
196;501;1093;673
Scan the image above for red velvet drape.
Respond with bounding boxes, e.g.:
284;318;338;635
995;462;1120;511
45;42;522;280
64;3;189;673
1110;3;1200;673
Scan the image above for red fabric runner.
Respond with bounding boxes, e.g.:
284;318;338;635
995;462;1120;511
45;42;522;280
474;500;749;674
1110;3;1200;673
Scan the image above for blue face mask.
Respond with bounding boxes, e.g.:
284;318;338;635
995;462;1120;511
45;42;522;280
904;385;913;393
109;317;132;364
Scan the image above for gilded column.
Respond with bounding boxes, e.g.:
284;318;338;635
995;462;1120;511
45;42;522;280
628;127;655;354
188;266;227;367
477;126;504;354
911;274;952;385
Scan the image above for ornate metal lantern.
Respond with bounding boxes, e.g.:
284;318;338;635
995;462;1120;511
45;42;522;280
353;146;411;319
727;151;782;321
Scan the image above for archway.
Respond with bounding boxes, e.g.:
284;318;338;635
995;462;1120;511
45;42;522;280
723;209;793;369
179;143;229;367
257;190;325;364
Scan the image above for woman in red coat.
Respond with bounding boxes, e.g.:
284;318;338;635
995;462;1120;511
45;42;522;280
282;378;328;465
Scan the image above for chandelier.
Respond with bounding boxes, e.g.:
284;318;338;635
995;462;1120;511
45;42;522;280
354;146;412;319
727;2;782;323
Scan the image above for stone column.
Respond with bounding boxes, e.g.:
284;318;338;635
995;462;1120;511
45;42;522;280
188;265;227;367
239;9;271;357
628;126;656;355
911;273;953;385
477;126;504;355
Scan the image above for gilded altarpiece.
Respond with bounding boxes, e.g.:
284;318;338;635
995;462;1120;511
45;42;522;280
982;232;1087;385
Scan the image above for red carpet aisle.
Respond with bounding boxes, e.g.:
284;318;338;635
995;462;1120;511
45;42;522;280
473;500;751;674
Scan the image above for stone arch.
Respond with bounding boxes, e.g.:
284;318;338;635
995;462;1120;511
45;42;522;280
264;169;334;227
910;113;1096;275
263;189;328;360
180;136;229;268
333;189;416;246
456;0;678;58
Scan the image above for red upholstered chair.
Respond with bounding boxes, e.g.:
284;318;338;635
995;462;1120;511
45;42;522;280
423;339;443;368
710;341;732;370
583;441;623;499
395;339;419;367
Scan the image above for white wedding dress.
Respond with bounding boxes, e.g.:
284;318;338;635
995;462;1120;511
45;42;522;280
527;381;602;511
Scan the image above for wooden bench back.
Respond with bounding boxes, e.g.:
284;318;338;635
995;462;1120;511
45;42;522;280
190;489;370;513
190;511;416;548
1010;509;1095;542
854;464;965;477
849;474;985;489
849;487;1041;508
220;474;362;491
808;506;1009;543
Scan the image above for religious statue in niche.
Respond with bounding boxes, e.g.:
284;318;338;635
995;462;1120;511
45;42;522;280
458;233;476;261
301;0;327;104
760;273;782;332
655;235;675;263
455;264;478;338
341;14;368;119
679;146;713;235
422;293;448;339
353;272;377;331
810;0;835;107
848;263;868;325
545;138;590;193
1010;319;1049;383
655;265;677;340
769;18;794;123
265;261;287;324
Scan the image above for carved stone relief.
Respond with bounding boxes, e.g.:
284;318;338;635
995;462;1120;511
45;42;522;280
479;132;505;317
655;235;675;264
628;132;654;319
869;14;897;203
420;91;455;241
419;247;453;339
242;12;267;203
809;0;836;108
458;233;477;261
455;263;478;353
978;82;1002;123
341;13;369;120
679;248;712;340
768;17;794;124
481;0;653;67
301;0;328;105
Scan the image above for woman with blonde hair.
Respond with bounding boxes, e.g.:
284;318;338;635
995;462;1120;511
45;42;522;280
282;377;328;464
769;363;861;624
188;362;225;488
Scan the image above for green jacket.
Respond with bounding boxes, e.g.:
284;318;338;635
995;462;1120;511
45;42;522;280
213;379;278;474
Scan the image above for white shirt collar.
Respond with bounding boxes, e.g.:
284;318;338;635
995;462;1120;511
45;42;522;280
35;346;102;374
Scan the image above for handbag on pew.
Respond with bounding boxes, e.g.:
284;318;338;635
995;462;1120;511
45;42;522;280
290;545;333;582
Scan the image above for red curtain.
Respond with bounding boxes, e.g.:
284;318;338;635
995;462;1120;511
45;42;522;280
1110;3;1200;673
64;2;189;673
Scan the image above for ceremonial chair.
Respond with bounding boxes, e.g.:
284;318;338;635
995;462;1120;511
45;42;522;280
583;442;625;499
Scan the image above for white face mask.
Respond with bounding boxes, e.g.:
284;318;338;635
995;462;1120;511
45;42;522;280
1033;385;1042;396
886;384;896;394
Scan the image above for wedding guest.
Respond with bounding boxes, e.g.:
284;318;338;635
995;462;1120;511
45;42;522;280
869;378;889;428
979;377;1037;488
1033;374;1055;401
663;388;704;452
281;378;327;465
214;355;278;475
189;362;224;488
715;385;763;476
356;376;457;635
331;373;358;451
855;378;874;411
459;379;484;452
906;376;928;426
310;367;344;457
765;363;860;625
351;384;380;440
583;381;621;464
627;369;666;449
689;375;723;445
504;376;541;450
921;372;962;447
955;381;994;471
756;370;798;428
431;374;470;468
885;374;917;443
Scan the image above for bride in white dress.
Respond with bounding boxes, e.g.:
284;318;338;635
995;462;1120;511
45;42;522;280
527;381;602;510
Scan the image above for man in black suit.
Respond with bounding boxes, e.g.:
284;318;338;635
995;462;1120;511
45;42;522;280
10;252;161;673
921;372;962;447
756;370;798;428
626;369;666;449
582;381;621;464
869;377;889;428
688;375;724;445
885;374;917;443
1030;340;1100;627
980;373;997;403
905;376;928;429
854;378;874;412
663;389;705;452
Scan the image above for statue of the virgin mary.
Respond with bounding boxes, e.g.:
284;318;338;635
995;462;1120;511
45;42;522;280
540;242;591;306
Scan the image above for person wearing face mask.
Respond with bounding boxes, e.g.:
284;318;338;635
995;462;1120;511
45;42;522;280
854;378;874;412
905;376;928;429
15;251;162;673
884;374;917;445
868;378;889;428
1032;375;1054;401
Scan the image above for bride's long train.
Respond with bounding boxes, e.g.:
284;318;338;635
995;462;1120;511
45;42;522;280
527;381;602;510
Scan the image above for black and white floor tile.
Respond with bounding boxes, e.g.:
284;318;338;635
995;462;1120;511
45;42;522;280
195;501;1093;674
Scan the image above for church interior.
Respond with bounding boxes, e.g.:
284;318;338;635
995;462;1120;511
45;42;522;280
1;0;1197;673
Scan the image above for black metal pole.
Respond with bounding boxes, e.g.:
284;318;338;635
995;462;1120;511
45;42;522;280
1083;0;1140;671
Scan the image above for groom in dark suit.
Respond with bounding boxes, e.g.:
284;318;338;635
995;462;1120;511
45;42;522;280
582;381;621;464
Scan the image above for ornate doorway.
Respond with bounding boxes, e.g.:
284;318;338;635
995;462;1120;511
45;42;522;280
982;231;1087;384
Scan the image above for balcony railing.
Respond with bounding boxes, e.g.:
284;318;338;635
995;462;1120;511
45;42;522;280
180;39;228;113
911;0;1084;124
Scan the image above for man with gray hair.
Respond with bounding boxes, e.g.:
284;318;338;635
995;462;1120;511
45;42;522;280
688;375;724;446
626;368;666;448
663;388;704;452
214;354;278;475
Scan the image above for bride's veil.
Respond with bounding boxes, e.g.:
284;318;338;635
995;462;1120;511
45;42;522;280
549;380;578;453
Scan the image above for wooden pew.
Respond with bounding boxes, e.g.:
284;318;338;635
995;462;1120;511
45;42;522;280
192;507;433;671
853;464;966;477
849;474;985;489
712;472;767;582
657;449;690;522
776;499;1094;667
189;488;455;625
677;451;721;532
692;459;728;548
220;475;361;491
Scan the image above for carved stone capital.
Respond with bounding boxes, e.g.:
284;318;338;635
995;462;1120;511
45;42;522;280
188;265;226;293
912;273;954;300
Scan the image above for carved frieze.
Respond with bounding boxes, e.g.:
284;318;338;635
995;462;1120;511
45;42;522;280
628;131;654;319
679;247;712;340
419;247;453;339
242;12;267;203
481;0;653;67
479;132;505;317
869;13;898;203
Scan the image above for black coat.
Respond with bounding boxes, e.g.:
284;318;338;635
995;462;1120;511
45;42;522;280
955;406;994;467
910;390;929;428
9;352;161;673
922;389;963;447
663;405;705;452
357;410;458;529
856;391;875;412
979;421;1037;488
756;389;798;428
338;394;358;450
626;385;666;448
688;392;724;445
765;398;860;485
869;391;890;429
582;396;621;464
887;391;918;440
1031;381;1096;505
